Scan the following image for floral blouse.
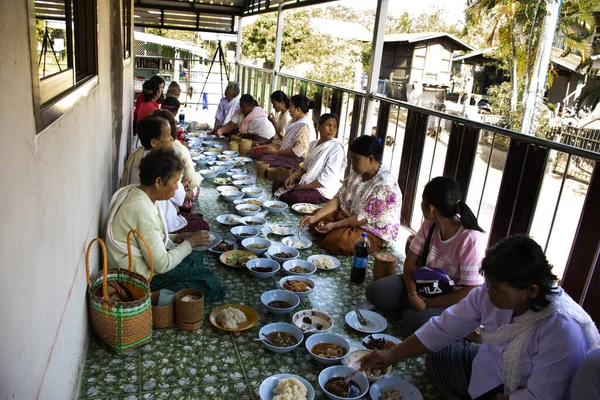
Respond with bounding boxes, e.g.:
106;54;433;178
338;165;402;243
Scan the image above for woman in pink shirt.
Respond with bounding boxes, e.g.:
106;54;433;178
136;80;161;123
366;176;486;334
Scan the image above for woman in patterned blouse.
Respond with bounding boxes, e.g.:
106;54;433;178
300;135;402;255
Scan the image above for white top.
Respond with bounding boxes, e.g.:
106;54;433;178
173;140;198;188
231;110;275;139
303;139;346;199
273;110;292;145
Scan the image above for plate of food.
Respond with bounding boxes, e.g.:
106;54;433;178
343;349;392;381
259;374;315;400
291;203;321;215
307;254;341;271
362;334;401;351
191;232;221;252
369;376;423;400
209;304;259;332
282;236;312;249
345;309;388;333
208;240;238;254
212;177;233;185
292;309;334;334
268;223;295;236
219;250;258;268
216;214;243;226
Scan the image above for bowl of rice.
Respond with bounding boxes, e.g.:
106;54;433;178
307;255;341;271
259;374;315;400
209;304;259;332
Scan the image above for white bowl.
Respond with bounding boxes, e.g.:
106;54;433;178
192;156;208;166
268;246;300;264
305;333;351;366
241;216;267;230
222;190;245;202
209;165;229;175
279;275;314;299
208;239;238;254
198;169;219;180
258;322;304;353
282;260;316;277
307;255;341;271
203;151;219;158
292;309;334;334
264;200;289;214
233;199;247;206
232;174;253;181
260;289;300;315
282;236;312;250
259;374;315;400
235;203;261;216
222;150;239;157
233;179;254;188
343;349;392;381
246;258;280;279
241;237;272;255
216;185;239;193
241;187;263;198
318;366;369;400
230;226;260;241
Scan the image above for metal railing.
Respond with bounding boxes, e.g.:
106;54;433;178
237;64;600;322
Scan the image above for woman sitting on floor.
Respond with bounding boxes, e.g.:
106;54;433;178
212;81;240;131
362;235;600;400
366;176;485;335
122;115;209;233
299;135;401;255
272;113;345;205
267;90;292;145
105;148;225;297
257;94;315;171
215;94;275;143
136;79;162;123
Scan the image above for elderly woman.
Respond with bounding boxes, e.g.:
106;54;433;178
366;176;486;334
362;236;600;400
105;148;225;297
257;94;315;170
213;81;240;130
272;113;345;205
300;135;402;255
166;81;181;99
216;94;275;143
267;90;292;145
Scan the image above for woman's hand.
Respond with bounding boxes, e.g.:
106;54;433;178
215;128;223;138
181;178;191;190
360;350;394;371
184;231;211;248
174;233;192;243
408;294;427;312
315;221;336;234
464;330;482;344
185;190;194;200
268;113;275;123
283;175;296;189
300;215;317;229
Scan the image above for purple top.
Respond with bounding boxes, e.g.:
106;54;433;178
214;97;229;125
415;284;591;399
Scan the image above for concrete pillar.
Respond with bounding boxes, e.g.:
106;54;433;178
273;4;285;89
235;17;242;81
361;0;389;136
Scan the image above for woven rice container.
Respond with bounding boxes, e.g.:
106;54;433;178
175;289;204;330
240;138;252;151
151;292;174;329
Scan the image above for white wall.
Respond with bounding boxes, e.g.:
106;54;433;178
0;1;132;399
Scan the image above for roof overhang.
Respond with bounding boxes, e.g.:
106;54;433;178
383;32;476;52
133;0;338;33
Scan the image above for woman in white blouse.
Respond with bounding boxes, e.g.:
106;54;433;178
267;90;292;145
273;114;345;205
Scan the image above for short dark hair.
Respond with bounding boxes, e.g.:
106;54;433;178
290;94;314;114
481;235;559;311
349;135;383;163
151;109;177;140
423;176;483;232
137;116;168;149
142;80;160;102
161;96;180;115
270;90;290;108
240;94;258;107
150;75;165;86
318;113;338;126
139;148;183;187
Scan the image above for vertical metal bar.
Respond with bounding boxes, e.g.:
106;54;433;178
428;117;442;182
477;132;497;219
235;16;242;80
361;0;389;135
349;95;363;142
272;4;284;88
544;154;571;253
312;85;323;128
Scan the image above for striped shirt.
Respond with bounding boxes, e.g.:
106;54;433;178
409;219;485;287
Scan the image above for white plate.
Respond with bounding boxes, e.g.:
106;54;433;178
216;214;243;226
192;231;221;251
307;255;341;271
282;236;312;250
369;377;423;400
268;223;295;236
345;310;387;333
235;156;252;163
291;203;321;215
362;333;402;350
259;373;315;400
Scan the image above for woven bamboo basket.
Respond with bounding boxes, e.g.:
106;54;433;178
175;289;204;331
151;292;174;329
86;229;154;353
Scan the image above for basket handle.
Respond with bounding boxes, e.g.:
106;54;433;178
85;238;109;301
126;229;155;283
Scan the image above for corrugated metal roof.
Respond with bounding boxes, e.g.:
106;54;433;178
384;32;475;52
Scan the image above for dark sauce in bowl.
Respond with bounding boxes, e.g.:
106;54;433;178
324;377;361;398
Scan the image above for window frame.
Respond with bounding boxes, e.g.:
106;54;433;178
122;0;132;60
28;0;99;133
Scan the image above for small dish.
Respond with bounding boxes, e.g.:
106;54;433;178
216;185;239;193
212;177;233;185
344;310;388;333
282;236;312;250
219;250;258;268
258;374;315;400
268;246;300;264
233;179;254;189
208;239;238;254
216;214;243;226
230;226;260;241
246;258;281;279
264;200;288;214
343;349;392;381
279;275;314;299
268;223;295;236
292;309;334;334
260;289;300;315
258;323;304;354
235;203;261;216
241;237;272;255
221;190;245;202
209;304;259;332
307;255;341;271
191;231;221;252
369;377;424;400
305;333;350;366
241;187;263;198
241;216;267;229
318;366;369;400
291;203;322;215
282;260;316;276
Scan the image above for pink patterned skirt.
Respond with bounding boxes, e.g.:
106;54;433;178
173;213;210;233
271;176;328;205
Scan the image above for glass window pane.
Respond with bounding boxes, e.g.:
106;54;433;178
36;19;69;79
